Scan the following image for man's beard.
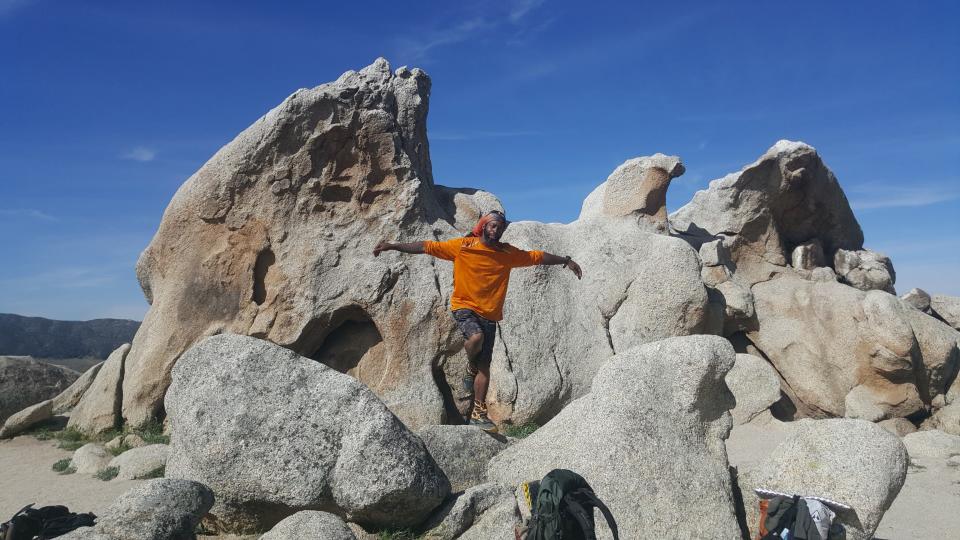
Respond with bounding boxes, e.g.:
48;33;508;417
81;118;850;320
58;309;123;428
482;229;502;242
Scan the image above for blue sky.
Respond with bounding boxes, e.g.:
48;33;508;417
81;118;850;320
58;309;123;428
1;0;957;321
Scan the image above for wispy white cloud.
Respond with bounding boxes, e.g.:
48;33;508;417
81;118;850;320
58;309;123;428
431;129;541;141
122;146;157;162
396;17;492;62
0;208;57;221
848;184;960;210
509;0;545;24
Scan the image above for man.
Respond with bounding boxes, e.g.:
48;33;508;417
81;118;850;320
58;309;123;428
373;210;582;430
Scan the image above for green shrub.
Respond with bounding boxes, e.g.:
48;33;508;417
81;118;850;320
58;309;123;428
95;466;119;481
500;422;539;438
52;459;72;473
108;442;132;456
143;466;165;479
58;440;86;451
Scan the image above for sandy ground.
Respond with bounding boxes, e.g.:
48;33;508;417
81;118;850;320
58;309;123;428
3;421;956;539
726;412;960;539
0;435;143;518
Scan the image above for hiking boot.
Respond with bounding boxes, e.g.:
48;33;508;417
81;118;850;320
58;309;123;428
469;401;496;432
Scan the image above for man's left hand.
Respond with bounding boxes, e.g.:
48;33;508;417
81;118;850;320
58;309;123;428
567;260;582;280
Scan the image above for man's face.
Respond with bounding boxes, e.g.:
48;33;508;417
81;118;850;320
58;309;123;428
483;218;506;241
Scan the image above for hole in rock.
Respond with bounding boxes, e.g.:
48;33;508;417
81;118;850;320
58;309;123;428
319;185;353;203
252;248;275;305
303;307;387;386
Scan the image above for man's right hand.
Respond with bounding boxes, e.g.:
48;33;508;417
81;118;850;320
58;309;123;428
373;241;392;257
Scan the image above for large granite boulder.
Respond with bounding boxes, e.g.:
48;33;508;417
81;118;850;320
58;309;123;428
417;425;509;492
923;401;960;436
670;140;863;286
902;308;960;404
748;276;924;419
900;287;932;313
68;344;129;435
488;216;708;424
164;334;449;533
738;419;908;540
487;335;742;539
0;356;78;425
58;479;214;540
115;58;709;433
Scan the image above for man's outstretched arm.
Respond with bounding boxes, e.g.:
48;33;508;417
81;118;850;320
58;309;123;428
373;241;426;256
540;252;583;280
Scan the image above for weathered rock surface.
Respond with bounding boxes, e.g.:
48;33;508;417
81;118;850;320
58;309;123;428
165;334;449;533
931;294;960;331
417;425;509;492
117;58;709;431
108;444;169;480
0;399;52;438
749;276;924;419
51;361;104;414
902;430;960;459
670;140;863;286
488;219;708;424
878;417;917;438
725;353;781;425
72;443;113;475
259;511;356;540
902;307;959;404
58;479;214;540
738;419;908;540
579;153;685;227
419;483;517;540
0;356;78;425
834;248;896;294
487;335;741;539
68;344;129;434
901;288;931;313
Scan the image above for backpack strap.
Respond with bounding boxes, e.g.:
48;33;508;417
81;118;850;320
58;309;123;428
562;497;597;540
569;489;620;540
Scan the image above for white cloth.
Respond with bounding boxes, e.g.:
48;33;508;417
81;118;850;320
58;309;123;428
803;498;836;539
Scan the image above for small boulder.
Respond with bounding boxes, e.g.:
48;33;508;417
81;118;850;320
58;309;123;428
417;425;509;493
0;399;53;438
791;239;825;270
834;248;896;294
739;418;908;540
725;354;781;425
922;402;960;437
259;511;356;540
59;479;214;540
419;483;516;540
597;154;685;223
108;444;169;480
902;430;960;459
931;294;960;331
878;418;917;438
900;288;932;313
72;443;113;475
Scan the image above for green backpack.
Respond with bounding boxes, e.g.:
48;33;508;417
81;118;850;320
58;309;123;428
526;469;620;540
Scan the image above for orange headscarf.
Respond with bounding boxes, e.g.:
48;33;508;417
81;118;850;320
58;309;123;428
470;211;508;237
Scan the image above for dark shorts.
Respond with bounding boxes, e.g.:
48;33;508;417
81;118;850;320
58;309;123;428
452;309;497;368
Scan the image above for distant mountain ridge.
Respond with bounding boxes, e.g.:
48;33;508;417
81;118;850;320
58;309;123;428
0;313;140;359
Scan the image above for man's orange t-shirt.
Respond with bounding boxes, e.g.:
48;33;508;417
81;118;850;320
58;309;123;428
423;237;543;321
